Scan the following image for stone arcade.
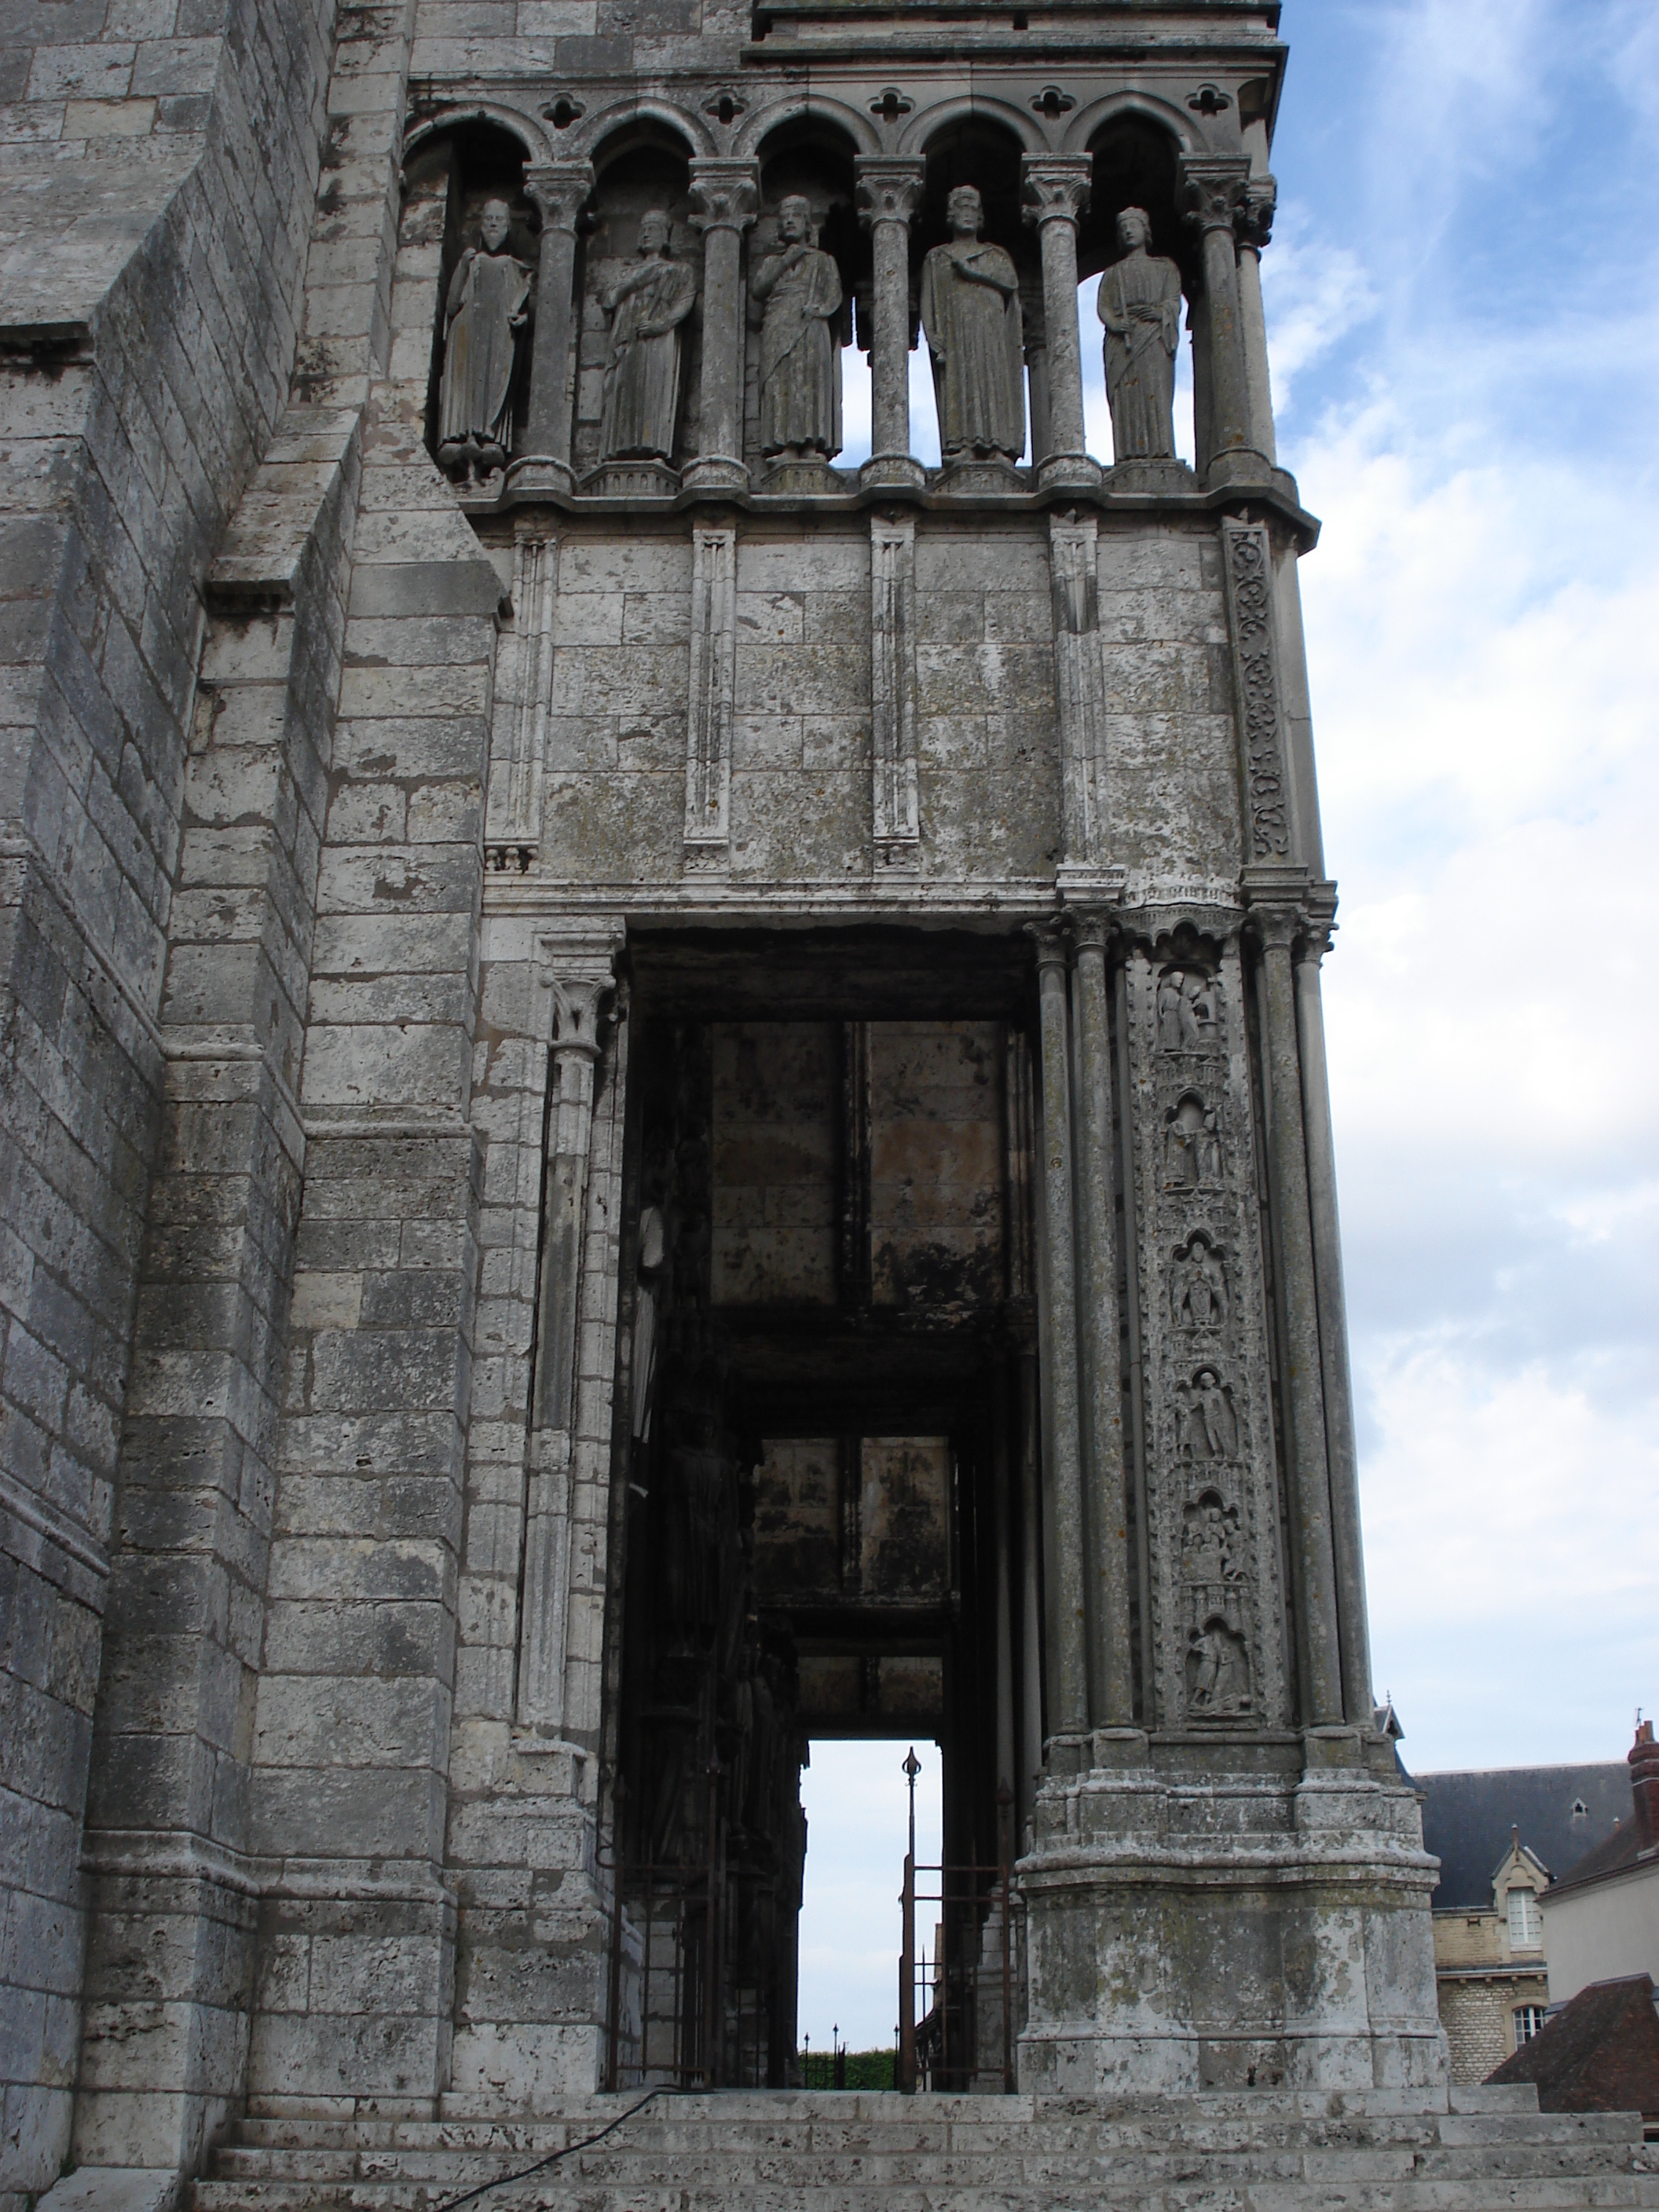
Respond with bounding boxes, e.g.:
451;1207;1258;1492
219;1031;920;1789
3;1;1654;2209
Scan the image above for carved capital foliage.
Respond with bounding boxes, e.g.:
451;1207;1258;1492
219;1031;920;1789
534;922;626;1055
1177;154;1251;238
1021;156;1093;229
1238;174;1277;252
522;160;594;233
855;157;926;229
687;158;760;233
1024;917;1070;973
1069;907;1119;958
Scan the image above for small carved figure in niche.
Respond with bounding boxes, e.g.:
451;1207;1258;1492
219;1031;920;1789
1186;1617;1251;1718
1156;967;1222;1053
1171;1232;1229;1329
599;209;696;462
1181;1490;1243;1585
1097;207;1183;461
920;185;1026;463
437;198;533;482
1175;1365;1239;1463
1163;1094;1222;1188
630;1193;668;1441
753;195;844;460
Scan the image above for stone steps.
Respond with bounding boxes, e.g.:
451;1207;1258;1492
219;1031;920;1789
193;2093;1659;2212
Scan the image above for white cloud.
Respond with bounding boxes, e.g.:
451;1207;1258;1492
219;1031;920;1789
1275;0;1659;1764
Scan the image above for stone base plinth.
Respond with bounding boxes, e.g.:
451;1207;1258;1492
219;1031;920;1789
1016;1737;1448;2097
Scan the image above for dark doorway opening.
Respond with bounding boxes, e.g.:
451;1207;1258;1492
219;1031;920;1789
602;932;1055;2089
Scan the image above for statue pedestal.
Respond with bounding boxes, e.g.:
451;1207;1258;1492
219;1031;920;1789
580;459;679;498
758;457;844;496
935;456;1025;497
1016;1736;1448;2096
1104;456;1199;495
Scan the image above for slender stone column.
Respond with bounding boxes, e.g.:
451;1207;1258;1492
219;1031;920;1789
517;161;593;494
1249;899;1343;1727
686;158;759;492
1028;924;1089;1741
1021;156;1098;489
1295;910;1373;1723
992;1361;1016;1796
1017;1345;1045;1823
855;158;926;490
518;936;624;1732
1236;174;1278;466
1178;156;1269;489
1069;915;1133;1727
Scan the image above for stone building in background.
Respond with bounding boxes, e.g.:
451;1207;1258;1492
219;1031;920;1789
2;1;1652;2208
1415;1756;1627;2083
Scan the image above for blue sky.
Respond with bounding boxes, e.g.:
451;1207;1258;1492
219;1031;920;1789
800;0;1659;2049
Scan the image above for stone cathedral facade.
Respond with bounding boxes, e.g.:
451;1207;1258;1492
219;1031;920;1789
0;0;1466;2205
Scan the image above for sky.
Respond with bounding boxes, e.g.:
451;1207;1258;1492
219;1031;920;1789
800;0;1659;2046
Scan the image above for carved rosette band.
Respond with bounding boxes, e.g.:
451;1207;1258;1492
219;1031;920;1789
1221;518;1291;859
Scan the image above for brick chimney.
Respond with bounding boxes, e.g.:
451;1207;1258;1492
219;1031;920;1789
1631;1717;1659;1845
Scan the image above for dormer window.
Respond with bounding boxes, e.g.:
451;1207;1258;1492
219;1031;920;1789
1506;1887;1543;1950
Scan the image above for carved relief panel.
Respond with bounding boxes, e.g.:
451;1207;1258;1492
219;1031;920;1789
1122;914;1287;1730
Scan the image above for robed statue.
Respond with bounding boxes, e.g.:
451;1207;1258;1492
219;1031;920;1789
751;195;843;460
437;199;533;480
919;185;1024;463
1097;207;1183;460
599;209;696;463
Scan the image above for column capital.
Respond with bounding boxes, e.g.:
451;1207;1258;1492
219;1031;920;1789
1020;154;1092;228
522;159;594;231
1238;173;1277;252
1024;917;1070;972
1068;907;1119;957
1295;878;1339;962
533;921;626;1053
687;157;760;233
855;156;925;229
1177;153;1251;237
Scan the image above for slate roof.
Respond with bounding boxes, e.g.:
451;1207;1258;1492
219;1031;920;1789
1547;1805;1659;1896
1487;1975;1659;2117
1408;1763;1629;1910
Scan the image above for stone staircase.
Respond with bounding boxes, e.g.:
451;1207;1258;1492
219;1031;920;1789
191;2087;1659;2212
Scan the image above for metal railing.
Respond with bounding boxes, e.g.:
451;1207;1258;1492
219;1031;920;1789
897;1779;1017;2093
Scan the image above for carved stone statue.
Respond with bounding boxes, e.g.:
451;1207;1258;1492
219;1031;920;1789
752;196;843;460
599;209;696;462
1157;967;1221;1052
1097;207;1183;461
437;199;533;482
1186;1617;1251;1717
1164;1094;1221;1188
920;185;1025;463
630;1199;667;1441
1175;1366;1238;1463
1172;1234;1229;1328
